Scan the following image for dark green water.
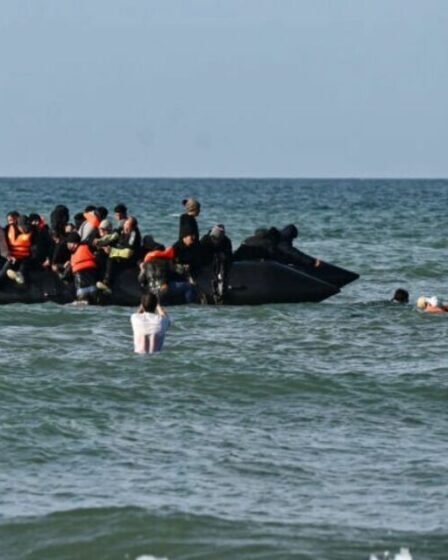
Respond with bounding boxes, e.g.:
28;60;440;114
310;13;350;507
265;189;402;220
0;179;447;560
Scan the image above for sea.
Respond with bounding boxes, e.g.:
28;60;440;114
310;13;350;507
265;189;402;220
0;178;447;560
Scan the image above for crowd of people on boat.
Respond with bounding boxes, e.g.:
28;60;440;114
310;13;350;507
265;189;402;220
0;198;319;306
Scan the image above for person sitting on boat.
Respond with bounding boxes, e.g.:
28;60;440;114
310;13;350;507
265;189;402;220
50;204;70;237
142;231;200;304
0;224;10;283
78;206;101;243
233;227;281;261
5;215;37;285
50;228;71;277
275;224;320;268
416;295;448;313
131;292;171;354
96;216;141;294
92;219;119;278
138;235;169;296
113;203;128;232
200;224;233;303
65;231;98;303
29;213;53;268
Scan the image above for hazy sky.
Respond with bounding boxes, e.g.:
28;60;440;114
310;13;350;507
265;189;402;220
0;1;447;177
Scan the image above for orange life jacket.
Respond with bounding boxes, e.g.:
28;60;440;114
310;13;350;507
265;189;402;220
7;227;32;260
84;212;100;229
71;244;97;273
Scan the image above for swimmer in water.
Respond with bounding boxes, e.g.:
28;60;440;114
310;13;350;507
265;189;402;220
416;295;448;313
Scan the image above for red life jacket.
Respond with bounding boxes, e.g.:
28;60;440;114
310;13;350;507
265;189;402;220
71;244;97;273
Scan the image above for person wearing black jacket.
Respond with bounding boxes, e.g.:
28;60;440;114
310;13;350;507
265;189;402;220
275;224;320;268
179;198;200;241
233;227;281;261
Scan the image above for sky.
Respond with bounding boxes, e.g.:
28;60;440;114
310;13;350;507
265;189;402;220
0;0;447;178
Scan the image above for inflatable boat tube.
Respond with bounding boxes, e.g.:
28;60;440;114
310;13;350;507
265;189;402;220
290;257;359;289
0;260;344;306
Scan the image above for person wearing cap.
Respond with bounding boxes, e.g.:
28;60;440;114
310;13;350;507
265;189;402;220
179;198;200;241
92;219;119;278
200;224;233;303
131;293;171;354
5;215;37;285
96;216;141;294
416;296;448;313
65;232;98;303
200;224;232;265
113;203;128;232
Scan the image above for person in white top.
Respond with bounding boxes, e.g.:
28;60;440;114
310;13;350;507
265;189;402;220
131;293;171;354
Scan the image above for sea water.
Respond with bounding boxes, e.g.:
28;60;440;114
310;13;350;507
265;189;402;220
0;178;447;560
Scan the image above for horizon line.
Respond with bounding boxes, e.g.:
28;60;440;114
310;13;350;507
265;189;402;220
0;175;447;181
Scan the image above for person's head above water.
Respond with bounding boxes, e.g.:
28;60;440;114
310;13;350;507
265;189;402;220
417;295;440;310
392;288;409;304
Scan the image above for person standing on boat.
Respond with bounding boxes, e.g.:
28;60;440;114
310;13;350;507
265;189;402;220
179;198;200;241
131;293;171;354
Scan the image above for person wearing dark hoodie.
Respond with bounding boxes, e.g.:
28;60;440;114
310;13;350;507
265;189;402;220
29;213;53;267
233;227;281;261
50;204;69;236
275;224;320;268
200;224;233;266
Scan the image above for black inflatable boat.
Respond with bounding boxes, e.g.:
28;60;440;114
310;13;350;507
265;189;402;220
0;258;358;306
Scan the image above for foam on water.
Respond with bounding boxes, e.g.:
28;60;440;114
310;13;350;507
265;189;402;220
370;548;413;560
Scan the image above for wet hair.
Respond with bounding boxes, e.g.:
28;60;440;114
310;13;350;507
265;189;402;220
140;292;158;313
29;213;41;223
74;212;85;230
392;288;409;304
114;203;127;215
97;206;108;220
